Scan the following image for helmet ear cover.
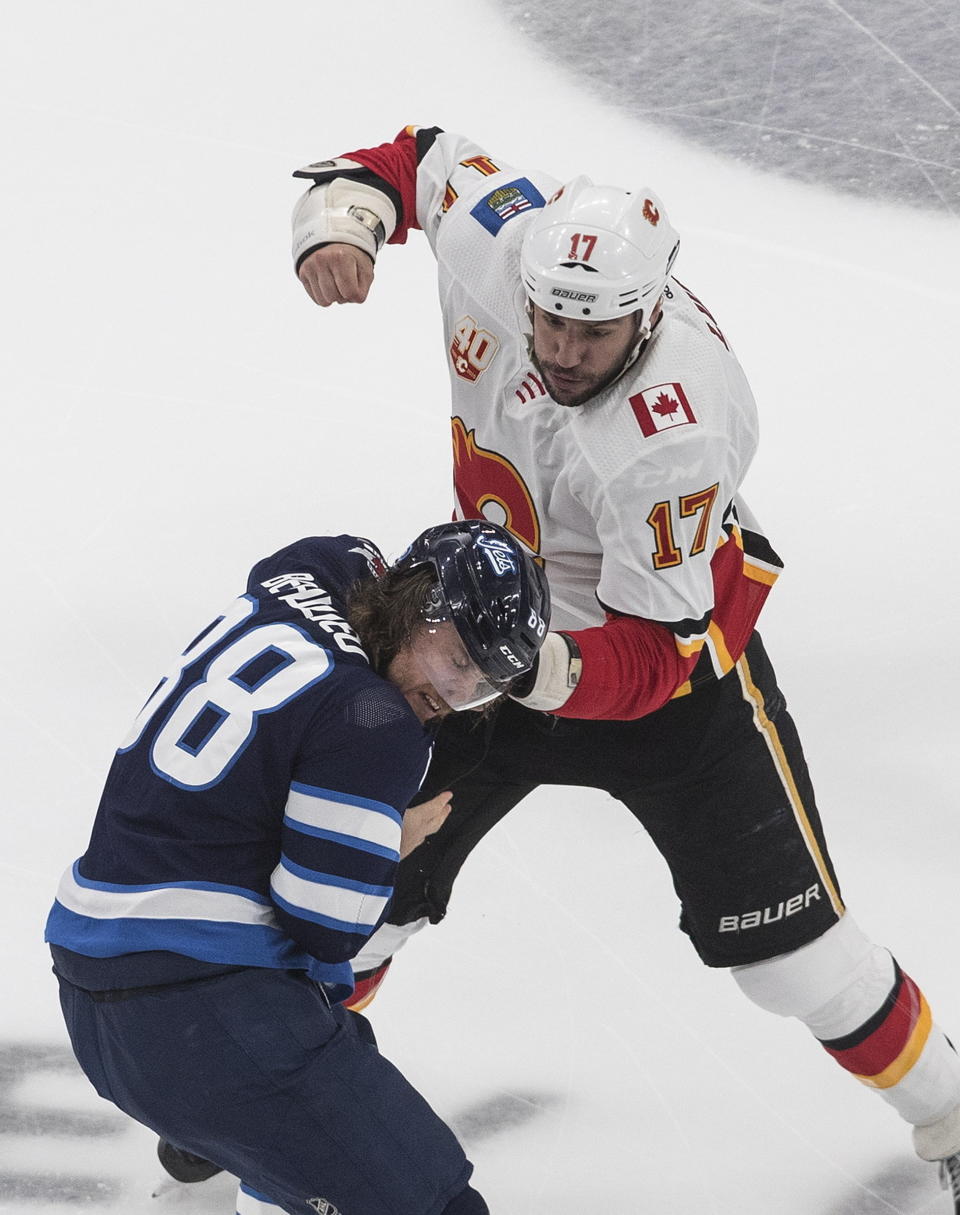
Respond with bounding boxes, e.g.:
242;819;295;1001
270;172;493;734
520;177;679;330
393;520;550;686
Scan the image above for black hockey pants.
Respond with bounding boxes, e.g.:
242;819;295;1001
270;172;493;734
389;632;844;968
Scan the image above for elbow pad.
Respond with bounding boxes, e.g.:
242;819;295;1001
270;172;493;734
292;163;398;272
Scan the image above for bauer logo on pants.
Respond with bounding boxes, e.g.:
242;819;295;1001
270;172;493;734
718;884;822;932
629;383;697;438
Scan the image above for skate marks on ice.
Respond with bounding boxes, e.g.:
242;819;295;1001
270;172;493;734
7;1042;942;1214
0;1043;125;1206
824;1156;947;1215
492;0;960;214
0;1040;558;1210
0;1042;236;1213
448;1089;562;1145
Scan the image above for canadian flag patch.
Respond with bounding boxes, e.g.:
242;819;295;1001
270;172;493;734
629;383;697;437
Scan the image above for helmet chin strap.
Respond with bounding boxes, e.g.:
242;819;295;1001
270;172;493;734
611;317;652;384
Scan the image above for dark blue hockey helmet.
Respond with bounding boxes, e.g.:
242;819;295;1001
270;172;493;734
395;519;550;691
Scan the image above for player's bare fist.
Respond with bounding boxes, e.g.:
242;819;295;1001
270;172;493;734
298;244;374;306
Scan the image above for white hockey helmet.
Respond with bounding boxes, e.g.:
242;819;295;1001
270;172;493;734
520;177;679;333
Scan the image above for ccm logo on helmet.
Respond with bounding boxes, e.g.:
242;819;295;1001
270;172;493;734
499;644;526;670
550;287;599;303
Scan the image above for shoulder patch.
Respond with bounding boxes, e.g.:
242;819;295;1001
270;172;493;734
450;316;500;382
470;178;545;236
629;383;698;437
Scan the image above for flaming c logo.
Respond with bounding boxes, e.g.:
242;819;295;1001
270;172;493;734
642;198;660;226
451;417;541;556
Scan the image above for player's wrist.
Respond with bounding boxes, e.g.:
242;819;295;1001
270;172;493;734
292;176;397;271
510;632;581;711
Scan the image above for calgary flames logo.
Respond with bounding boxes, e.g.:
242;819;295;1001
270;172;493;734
642;198;660;226
451;418;540;556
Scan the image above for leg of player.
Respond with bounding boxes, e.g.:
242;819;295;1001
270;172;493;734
731;915;960;1127
710;637;960;1186
236;1185;285;1214
722;640;960;1180
613;631;960;1193
57;967;487;1215
733;916;960;1202
158;1006;380;1187
233;1181;489;1215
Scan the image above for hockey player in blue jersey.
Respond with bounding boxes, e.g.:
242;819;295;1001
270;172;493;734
45;520;549;1215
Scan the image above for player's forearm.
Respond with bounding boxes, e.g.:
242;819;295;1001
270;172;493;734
270;790;407;964
271;858;396;966
515;615;698;721
292;126;432;270
336;127;427;243
292;167;398;276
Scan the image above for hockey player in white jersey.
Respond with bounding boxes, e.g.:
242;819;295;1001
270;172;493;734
292;126;960;1207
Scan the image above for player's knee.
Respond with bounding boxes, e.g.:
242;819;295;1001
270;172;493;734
731;913;895;1035
441;1184;489;1214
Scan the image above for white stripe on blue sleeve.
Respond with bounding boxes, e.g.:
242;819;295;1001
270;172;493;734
284;783;402;859
56;863;278;926
270;858;391;932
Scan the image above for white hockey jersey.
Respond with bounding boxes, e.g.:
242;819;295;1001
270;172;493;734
293;127;783;719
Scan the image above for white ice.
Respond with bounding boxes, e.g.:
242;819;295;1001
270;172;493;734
2;1;959;1212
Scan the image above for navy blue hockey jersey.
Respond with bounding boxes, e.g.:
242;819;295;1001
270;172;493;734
45;536;431;1001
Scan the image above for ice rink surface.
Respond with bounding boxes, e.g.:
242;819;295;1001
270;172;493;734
2;1;959;1211
495;0;960;213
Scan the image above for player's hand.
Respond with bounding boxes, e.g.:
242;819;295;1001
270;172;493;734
298;244;374;306
400;792;452;859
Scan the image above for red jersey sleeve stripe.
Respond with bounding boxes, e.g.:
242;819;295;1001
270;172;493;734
340;126;441;245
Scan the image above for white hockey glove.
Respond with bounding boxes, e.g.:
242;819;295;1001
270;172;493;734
510;631;582;712
292;161;398;271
